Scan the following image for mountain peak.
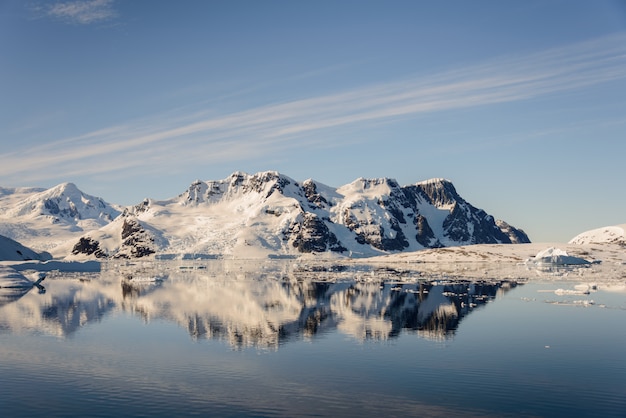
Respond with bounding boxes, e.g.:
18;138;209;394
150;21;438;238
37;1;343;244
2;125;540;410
47;182;81;197
339;177;401;198
8;182;120;223
416;178;452;185
178;171;297;206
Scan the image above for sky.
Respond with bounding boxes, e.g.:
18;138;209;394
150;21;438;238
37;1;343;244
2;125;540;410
1;0;625;243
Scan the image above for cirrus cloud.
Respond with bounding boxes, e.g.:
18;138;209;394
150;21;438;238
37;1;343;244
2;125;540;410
44;0;117;25
2;33;626;185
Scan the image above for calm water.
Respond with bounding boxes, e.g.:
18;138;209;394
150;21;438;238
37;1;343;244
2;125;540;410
1;261;625;417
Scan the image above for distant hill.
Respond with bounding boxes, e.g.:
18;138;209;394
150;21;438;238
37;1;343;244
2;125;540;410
569;224;626;246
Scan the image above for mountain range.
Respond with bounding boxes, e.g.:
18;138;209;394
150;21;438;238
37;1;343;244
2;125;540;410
0;171;530;260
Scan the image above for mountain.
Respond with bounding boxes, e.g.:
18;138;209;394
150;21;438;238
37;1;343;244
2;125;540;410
0;182;122;252
5;182;120;222
68;171;529;259
569;224;626;246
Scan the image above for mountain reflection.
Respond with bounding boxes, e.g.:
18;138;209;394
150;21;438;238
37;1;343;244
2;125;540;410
0;264;521;347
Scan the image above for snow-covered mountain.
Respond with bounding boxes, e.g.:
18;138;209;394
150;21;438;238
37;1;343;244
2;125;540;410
4;182;120;222
569;223;626;246
0;183;122;252
69;171;528;259
1;172;530;259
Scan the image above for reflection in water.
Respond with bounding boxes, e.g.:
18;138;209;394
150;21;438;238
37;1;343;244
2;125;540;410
0;287;35;308
0;272;46;308
0;263;521;347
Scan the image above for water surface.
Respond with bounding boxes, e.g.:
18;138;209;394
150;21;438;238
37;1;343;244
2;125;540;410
1;261;624;417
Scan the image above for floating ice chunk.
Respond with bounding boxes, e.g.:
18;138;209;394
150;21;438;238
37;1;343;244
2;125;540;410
573;300;595;306
574;283;597;293
532;247;590;266
554;288;590;295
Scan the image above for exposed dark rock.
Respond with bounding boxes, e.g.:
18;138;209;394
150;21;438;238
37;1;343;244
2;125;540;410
442;202;473;243
415;214;439;247
122;218;142;240
44;199;79;219
185;180;207;203
242;171;291;199
134;199;151;214
443;202;514;244
288;213;346;253
414;179;459;207
496;220;531;244
382;219;409;251
71;237;107;258
44;199;60;215
117;218;155;258
302;180;329;209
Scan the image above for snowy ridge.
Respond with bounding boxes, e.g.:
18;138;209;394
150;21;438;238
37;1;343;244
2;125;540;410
1;171;530;259
0;186;46;210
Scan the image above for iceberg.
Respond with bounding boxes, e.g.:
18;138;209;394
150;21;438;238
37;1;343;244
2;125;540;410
531;247;590;266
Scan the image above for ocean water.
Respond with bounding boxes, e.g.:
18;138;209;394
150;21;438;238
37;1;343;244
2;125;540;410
1;261;625;417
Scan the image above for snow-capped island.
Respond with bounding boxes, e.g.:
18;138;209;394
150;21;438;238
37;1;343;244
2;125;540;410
0;171;624;281
0;171;529;260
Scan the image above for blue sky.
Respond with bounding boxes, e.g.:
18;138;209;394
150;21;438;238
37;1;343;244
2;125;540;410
1;0;625;242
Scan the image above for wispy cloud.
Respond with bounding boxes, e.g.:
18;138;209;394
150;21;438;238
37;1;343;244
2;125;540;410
2;33;626;184
43;0;117;25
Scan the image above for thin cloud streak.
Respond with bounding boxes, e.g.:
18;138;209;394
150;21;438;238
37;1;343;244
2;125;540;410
2;33;626;184
45;0;117;25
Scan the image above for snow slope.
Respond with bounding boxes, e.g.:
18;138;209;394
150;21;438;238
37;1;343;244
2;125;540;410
0;235;51;261
357;240;626;281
